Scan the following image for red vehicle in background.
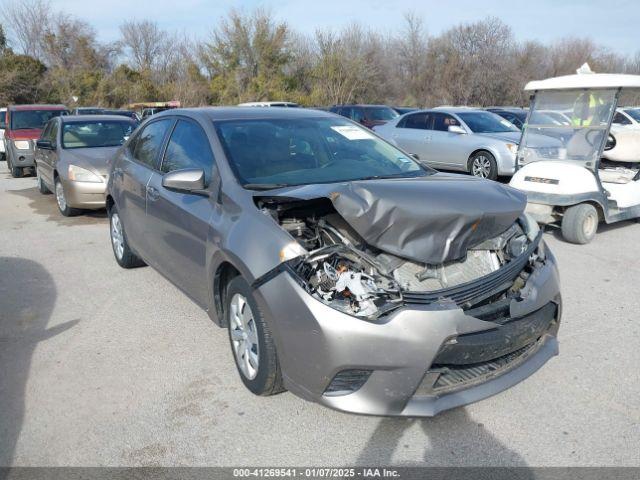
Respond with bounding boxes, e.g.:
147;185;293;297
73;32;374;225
4;104;69;178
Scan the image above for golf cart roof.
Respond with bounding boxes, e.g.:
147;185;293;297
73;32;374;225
525;73;640;92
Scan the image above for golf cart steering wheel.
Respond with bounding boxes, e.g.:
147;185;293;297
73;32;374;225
585;129;602;147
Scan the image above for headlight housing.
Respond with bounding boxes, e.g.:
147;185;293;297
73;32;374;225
68;164;102;183
13;140;31;150
506;143;518;155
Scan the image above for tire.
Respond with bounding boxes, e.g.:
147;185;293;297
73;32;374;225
36;168;51;194
561;203;598;244
226;276;285;396
468;151;498;180
108;204;146;268
54;177;81;216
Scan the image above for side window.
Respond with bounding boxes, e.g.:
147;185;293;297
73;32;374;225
132;119;173;168
49;120;59;145
161;120;215;182
0;112;6;129
613;112;631;125
352;108;364;122
432;113;460;132
400;113;429;130
40;121;52;141
340;107;353;119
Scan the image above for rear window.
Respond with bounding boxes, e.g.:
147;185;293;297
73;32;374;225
10;110;67;130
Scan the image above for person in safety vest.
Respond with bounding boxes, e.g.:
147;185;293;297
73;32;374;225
571;92;604;127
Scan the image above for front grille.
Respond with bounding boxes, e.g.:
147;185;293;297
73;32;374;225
402;231;541;308
415;340;541;396
324;369;372;396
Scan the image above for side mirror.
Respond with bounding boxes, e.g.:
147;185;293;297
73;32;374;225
410;153;420;160
36;139;53;150
162;168;208;196
448;125;466;134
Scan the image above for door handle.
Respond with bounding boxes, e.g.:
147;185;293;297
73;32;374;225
113;167;124;177
146;186;160;201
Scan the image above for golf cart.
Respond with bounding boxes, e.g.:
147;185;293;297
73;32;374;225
509;67;640;244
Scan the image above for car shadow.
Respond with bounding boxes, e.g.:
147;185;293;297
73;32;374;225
0;257;78;467
355;408;533;474
7;184;108;227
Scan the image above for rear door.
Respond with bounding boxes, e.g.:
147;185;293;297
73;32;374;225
112;118;174;259
390;112;432;161
144;117;217;307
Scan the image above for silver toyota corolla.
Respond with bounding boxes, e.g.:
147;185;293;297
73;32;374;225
374;107;523;180
106;107;561;417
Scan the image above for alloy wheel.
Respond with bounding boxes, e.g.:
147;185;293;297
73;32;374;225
110;213;125;260
55;181;67;211
229;293;260;380
472;156;492;178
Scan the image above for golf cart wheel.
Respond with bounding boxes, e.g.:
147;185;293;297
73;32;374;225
561;203;598;244
108;204;146;269
36;167;51;194
226;276;285;396
468;151;498;180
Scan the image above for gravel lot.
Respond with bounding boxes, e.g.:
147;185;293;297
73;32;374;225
1;162;639;467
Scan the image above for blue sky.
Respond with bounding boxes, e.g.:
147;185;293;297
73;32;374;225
49;0;639;55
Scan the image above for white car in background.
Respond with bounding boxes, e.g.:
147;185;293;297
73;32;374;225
373;108;522;179
237;101;300;108
603;107;640;162
0;107;6;160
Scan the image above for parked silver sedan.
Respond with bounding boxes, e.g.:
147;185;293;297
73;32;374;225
34;115;137;216
374;108;521;180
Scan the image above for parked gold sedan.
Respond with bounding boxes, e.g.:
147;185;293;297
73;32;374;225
34;115;137;216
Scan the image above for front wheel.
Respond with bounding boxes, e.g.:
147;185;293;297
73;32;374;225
468;151;498;180
55;178;80;216
561;203;598;244
226;276;285;396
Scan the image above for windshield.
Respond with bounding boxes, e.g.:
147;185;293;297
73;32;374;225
517;89;617;170
366;107;399;121
457;111;519;133
10;110;67;130
62;121;135;149
215;117;431;189
624;108;640;122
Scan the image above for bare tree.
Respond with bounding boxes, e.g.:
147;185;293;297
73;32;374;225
2;0;53;60
119;20;167;72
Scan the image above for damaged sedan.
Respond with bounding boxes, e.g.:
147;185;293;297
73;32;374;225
106;107;562;416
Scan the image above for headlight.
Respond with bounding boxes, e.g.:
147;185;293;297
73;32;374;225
13;140;31;150
506;143;518;155
68;164;102;183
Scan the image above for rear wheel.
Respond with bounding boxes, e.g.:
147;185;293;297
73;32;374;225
55;177;80;216
468;151;498;180
108;204;146;268
561;203;598;244
226;276;285;396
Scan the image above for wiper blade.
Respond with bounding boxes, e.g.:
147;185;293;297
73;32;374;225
243;183;290;191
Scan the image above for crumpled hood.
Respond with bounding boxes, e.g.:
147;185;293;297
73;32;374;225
258;173;527;264
63;147;120;176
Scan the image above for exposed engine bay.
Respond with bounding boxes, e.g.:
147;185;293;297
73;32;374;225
258;197;543;320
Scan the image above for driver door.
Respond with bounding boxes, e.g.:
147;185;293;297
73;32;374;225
144;118;217;307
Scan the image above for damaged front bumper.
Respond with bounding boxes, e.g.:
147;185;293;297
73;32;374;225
253;239;561;417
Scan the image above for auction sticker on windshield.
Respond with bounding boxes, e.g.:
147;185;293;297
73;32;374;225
331;125;375;140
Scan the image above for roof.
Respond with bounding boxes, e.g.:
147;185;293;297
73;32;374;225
154;106;336;121
62;114;138;123
9;104;68;111
525;73;640;91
